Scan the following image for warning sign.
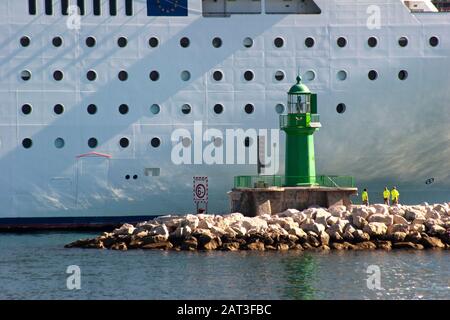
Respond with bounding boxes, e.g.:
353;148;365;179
193;176;208;204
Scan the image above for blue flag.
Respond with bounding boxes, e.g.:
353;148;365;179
147;0;188;16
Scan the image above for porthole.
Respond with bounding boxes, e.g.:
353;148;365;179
305;37;315;48
181;104;191;114
213;70;223;81
336;103;346;114
274;37;284;48
125;175;130;180
119;137;129;148
85;36;96;47
180;37;190;48
368;37;378;48
149;37;159;48
54;104;64;115
151;137;161;148
119;104;129;115
244;104;254;114
274;70;285;81
244;137;252;147
337;70;347;81
212;37;222;48
54;137;65;149
368;70;378;81
429;36;439;47
181;70;191;81
87;104;97;115
52;36;63;47
182;137;191;147
398;36;408;47
244;70;254;81
150;104;160;115
398;70;408;81
22;138;33;149
304;70;316;81
243;37;253;48
117;37;128;48
275;104;285;114
213;137;222;147
133;175;138;180
118;70;128;81
88;137;98;148
149;70;160;81
20;36;30;47
86;70;97;81
53;70;63;81
213;104;224;114
21;70;31;81
337;37;347;48
22;104;32;115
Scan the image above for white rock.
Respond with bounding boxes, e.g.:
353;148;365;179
279;208;301;217
172;225;192;238
241;217;268;232
409;223;425;232
181;214;200;230
363;222;388;237
352;215;368;229
393;215;408;225
425;209;441;220
430;224;446;235
291;212;307;225
405;209;425;222
326;223;344;236
223;212;245;225
371;204;389;215
301;222;325;234
387;224;409;235
433;204;448;216
368;213;394;226
289;227;307;239
113;223;135;235
329;205;347;217
315;209;331;226
198;219;214;230
352;207;370;220
231;225;247;237
412;217;426;225
149;224;169;239
326;216;340;226
344;224;356;234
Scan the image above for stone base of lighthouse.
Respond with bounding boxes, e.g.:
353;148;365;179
228;187;358;217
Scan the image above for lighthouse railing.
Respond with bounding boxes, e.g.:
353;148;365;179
233;175;355;189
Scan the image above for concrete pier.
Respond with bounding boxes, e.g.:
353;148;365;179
228;187;358;217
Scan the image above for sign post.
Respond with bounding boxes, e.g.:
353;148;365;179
193;176;208;214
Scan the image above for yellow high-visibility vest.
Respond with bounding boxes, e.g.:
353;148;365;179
383;190;390;199
362;191;369;201
391;189;399;200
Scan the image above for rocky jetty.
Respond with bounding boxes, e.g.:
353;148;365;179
65;203;450;251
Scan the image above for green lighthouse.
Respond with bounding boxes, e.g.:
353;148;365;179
281;75;321;186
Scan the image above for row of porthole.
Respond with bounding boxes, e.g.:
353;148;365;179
19;35;441;49
21;137;162;149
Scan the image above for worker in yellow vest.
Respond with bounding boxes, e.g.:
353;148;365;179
362;188;369;206
383;187;390;205
391;186;400;205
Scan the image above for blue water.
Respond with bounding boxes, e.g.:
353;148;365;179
0;232;449;300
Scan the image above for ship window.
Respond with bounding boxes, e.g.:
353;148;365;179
133;175;138;180
213;70;223;81
53;70;64;81
368;70;378;81
87;104;97;115
118;70;128;81
20;36;31;47
212;37;222;48
119;104;129;114
86;37;96;47
336;103;346;114
45;0;53;15
429;36;439;47
337;37;347;48
274;70;285;81
87;70;97;81
368;37;378;48
304;70;316;81
109;0;117;15
125;0;133;16
55;138;65;149
244;104;254;114
120;137;129;148
149;37;159;48
181;70;191;81
244;70;254;81
305;37;315;48
213;104;224;114
149;71;160;81
274;37;284;48
22;104;32;115
88;137;98;148
118;37;128;47
54;104;64;115
125;175;130;180
244;137;252;147
398;70;408;80
151;137;161;148
28;0;37;15
181;104;191;114
21;70;32;81
77;0;86;15
93;0;101;15
337;70;347;81
243;37;253;48
398;36;408;47
52;37;63;47
182;137;191;147
275;104;285;114
180;37;190;48
62;0;69;15
150;104;160;114
22;138;33;149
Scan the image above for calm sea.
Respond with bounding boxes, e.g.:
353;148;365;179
0;232;449;300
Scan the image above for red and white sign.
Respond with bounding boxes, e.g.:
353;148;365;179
193;176;208;204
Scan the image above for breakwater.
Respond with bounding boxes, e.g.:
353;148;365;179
65;203;450;251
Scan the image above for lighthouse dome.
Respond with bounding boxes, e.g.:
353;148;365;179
288;76;311;95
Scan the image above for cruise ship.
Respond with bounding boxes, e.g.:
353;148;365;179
0;0;449;228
